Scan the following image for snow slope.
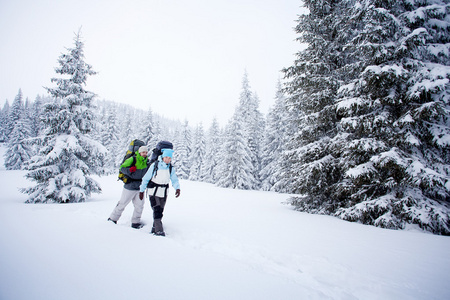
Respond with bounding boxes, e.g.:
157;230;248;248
0;146;449;300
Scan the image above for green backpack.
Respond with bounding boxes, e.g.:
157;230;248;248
117;139;145;183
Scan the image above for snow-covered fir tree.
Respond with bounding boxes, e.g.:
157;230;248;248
98;102;121;172
171;127;182;167
284;0;450;234
261;80;289;191
117;106;134;148
151;119;163;146
203;118;222;183
24;97;31;113
217;110;255;190
4;113;32;170
29;95;44;138
3;89;32;169
6;89;24;141
21;31;107;203
141;107;158;147
189;123;206;181
113;106;140;163
0;100;10;142
247;92;265;188
176;120;192;179
334;0;450;234
282;0;342;197
95;103;108;143
235;72;263;189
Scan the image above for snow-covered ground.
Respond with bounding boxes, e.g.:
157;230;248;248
0;146;449;300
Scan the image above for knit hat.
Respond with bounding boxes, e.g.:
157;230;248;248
138;146;148;153
161;148;174;158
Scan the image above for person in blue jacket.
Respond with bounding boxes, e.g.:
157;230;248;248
139;148;180;236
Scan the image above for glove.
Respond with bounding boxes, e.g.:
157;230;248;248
175;189;180;198
129;166;137;173
139;192;144;200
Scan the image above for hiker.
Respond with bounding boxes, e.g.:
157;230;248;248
139;148;181;236
108;146;149;228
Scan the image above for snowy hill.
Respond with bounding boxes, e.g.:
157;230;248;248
0;145;449;300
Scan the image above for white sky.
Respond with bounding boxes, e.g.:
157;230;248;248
0;0;305;126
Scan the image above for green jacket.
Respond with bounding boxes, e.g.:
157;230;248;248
120;151;149;190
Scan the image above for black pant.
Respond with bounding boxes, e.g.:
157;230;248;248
149;195;166;233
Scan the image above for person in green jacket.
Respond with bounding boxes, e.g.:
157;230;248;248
108;146;149;228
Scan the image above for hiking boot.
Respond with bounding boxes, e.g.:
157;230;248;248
131;223;144;229
154;231;165;236
151;227;156;234
108;218;117;224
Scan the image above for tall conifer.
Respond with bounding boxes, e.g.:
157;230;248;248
284;0;450;234
22;31;107;203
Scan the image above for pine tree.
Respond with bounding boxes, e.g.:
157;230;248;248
4;89;32;169
30;95;43;138
142;107;157;146
171;127;183;169
4;114;32;170
284;0;450;234
333;0;450;234
217;111;255;190
21;31;107;203
0;100;10;142
203;118;222;183
101;104;121;172
235;72;263;189
247;93;265;188
281;0;342;197
7;89;24;141
114;107;139;165
152;119;163;145
261;80;289;191
176;120;192;179
24;97;31;113
189;123;206;181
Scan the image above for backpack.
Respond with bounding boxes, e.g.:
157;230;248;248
149;140;173;165
117;139;145;183
147;140;173;188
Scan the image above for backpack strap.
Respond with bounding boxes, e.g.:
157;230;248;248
154;161;159;176
147;162;173;191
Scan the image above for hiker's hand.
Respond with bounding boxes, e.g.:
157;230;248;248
175;189;180;198
129;166;137;173
139;192;144;200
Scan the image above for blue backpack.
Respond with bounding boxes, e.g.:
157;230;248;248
149;140;173;165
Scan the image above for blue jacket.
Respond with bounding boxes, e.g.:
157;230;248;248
139;157;180;192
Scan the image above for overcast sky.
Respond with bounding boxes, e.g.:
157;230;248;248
1;0;305;126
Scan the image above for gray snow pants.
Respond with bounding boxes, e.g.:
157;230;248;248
109;188;144;224
150;195;167;233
